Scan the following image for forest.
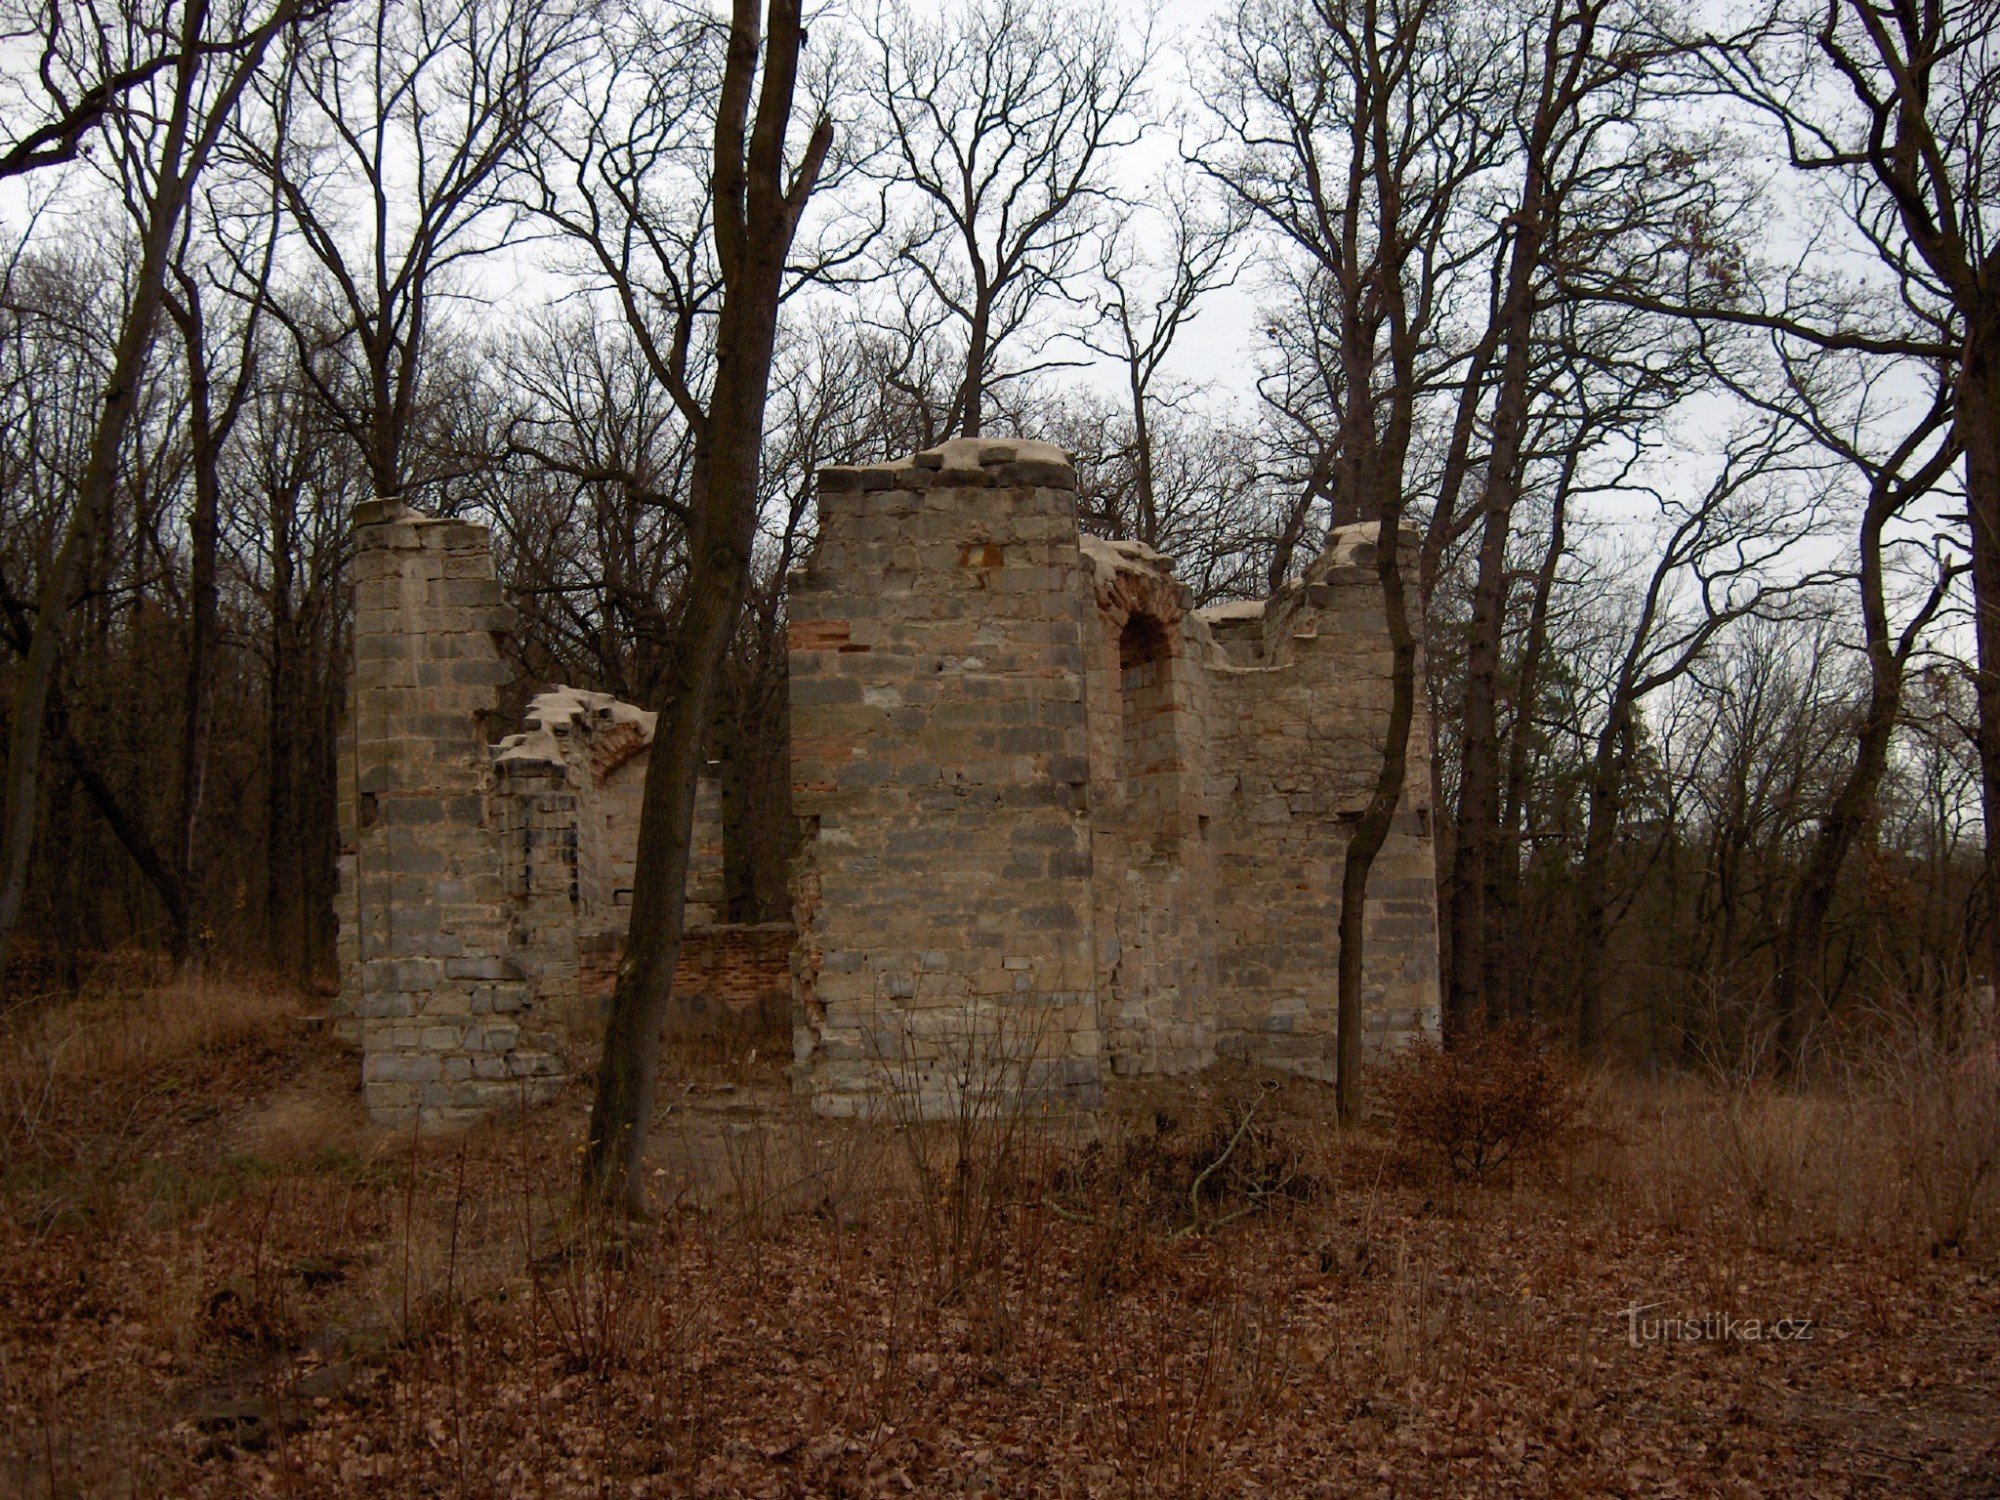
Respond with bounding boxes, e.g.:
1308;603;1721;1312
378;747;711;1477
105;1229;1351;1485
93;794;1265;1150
0;0;1994;1073
7;3;2000;1494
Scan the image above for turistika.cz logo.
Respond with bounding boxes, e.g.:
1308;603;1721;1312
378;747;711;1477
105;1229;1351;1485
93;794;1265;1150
1617;1304;1816;1346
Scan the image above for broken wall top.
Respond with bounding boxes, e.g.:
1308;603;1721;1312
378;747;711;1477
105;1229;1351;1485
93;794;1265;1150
493;686;656;780
816;436;1077;493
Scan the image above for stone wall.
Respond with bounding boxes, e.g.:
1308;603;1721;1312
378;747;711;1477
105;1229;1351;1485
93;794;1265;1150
336;517;752;1129
339;436;1442;1130
1081;536;1220;1077
789;438;1103;1119
787;439;1442;1116
1197;527;1442;1069
335;500;563;1129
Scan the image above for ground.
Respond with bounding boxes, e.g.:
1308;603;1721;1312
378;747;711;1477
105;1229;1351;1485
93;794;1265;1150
1;979;1996;1497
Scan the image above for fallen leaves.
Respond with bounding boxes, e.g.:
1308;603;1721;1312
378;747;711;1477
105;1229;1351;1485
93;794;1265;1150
3;1019;1997;1497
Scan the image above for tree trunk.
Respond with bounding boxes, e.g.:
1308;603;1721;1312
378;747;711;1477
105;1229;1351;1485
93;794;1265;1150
1772;418;1957;1068
1445;198;1542;1039
0;0;291;981
580;0;828;1215
1497;479;1568;1020
171;307;223;975
1129;361;1158;545
1575;712;1628;1055
1448;501;1509;1035
1336;514;1418;1123
265;538;300;975
0;181;188;979
1960;326;2000;999
960;300;990;439
580;437;762;1211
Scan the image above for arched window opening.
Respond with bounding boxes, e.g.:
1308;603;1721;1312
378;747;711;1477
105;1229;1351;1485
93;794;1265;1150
1118;612;1181;844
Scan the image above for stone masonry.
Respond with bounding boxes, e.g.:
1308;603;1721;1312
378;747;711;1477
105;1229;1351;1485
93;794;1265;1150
337;509;780;1127
788;439;1105;1118
787;438;1442;1117
338;437;1441;1128
335;500;564;1128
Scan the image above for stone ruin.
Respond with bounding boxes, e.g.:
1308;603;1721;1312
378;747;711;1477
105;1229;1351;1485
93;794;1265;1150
336;440;1442;1128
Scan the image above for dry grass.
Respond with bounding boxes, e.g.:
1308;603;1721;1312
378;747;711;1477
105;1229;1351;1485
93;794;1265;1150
1;983;1996;1497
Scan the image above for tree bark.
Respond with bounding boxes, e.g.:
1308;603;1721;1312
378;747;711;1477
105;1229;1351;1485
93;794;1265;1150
580;0;830;1215
168;293;224;974
1955;324;2000;996
1129;357;1158;545
1336;516;1418;1122
1444;143;1546;1040
1497;473;1569;1020
1772;406;1958;1067
960;298;989;438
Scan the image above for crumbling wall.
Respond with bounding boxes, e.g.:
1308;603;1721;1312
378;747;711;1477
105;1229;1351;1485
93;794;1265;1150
789;438;1103;1118
336;500;563;1129
338;533;770;1131
1074;525;1443;1081
341;441;1441;1131
489;689;751;1008
662;922;795;1043
1197;524;1443;1072
1080;537;1220;1076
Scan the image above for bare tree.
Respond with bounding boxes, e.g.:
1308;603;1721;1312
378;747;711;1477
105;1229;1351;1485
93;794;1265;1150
1568;443;1822;1051
865;0;1149;438
1726;355;1966;1062
239;353;353;979
489;311;694;700
531;0;835;1214
1573;0;2000;988
155;109;285;973
1437;0;1757;1035
0;0;292;179
0;0;304;980
237;0;587;502
1204;0;1504;1116
1082;175;1236;546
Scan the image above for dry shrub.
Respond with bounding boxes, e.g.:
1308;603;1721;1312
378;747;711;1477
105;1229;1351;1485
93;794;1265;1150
1871;1012;2000;1256
1373;1022;1589;1182
1055;1082;1321;1237
2;976;299;1091
1592;1009;2000;1260
0;977;314;1246
1613;1075;1872;1248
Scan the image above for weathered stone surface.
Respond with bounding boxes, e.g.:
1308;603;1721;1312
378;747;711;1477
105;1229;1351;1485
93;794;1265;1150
337;505;570;1130
785;442;1440;1116
341;436;1441;1131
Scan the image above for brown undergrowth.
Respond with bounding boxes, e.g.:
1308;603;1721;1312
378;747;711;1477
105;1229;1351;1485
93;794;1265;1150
1;984;1996;1497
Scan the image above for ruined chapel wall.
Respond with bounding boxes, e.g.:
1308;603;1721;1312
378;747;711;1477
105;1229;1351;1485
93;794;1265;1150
789;439;1102;1118
1202;524;1442;1072
488;690;734;1015
1080;538;1221;1076
339;449;1440;1131
338;501;563;1128
571;751;730;932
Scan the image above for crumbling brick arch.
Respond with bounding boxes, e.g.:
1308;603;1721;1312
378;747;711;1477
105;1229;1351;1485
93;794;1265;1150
584;721;651;783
